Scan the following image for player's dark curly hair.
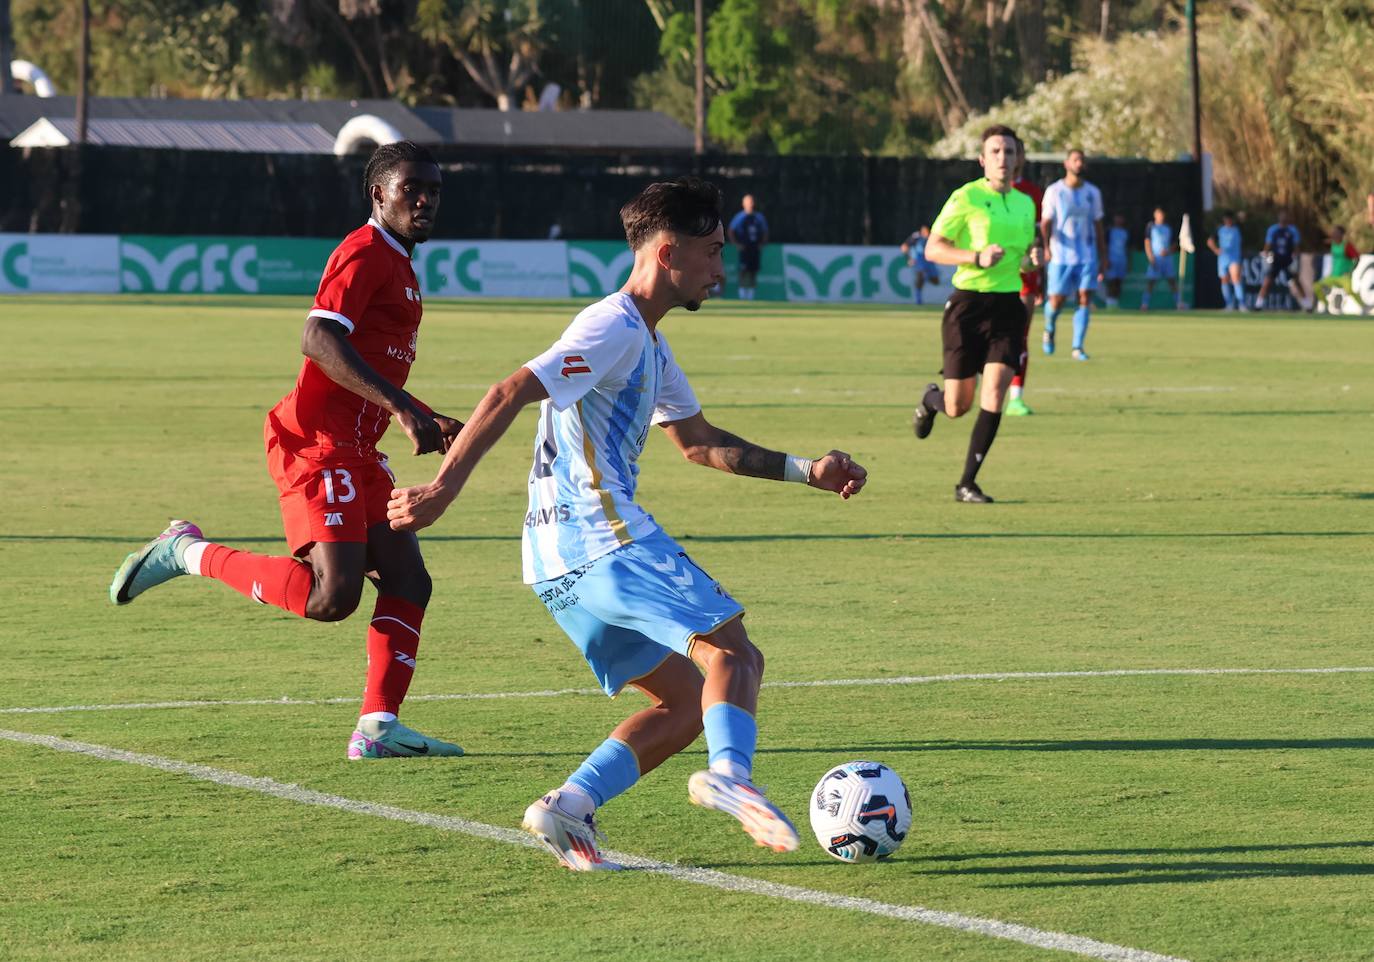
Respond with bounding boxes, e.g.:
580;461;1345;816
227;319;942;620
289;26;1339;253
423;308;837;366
363;141;437;199
620;177;722;251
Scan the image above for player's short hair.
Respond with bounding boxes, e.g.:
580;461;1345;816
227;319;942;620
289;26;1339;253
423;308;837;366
1066;147;1085;160
620;177;722;251
980;124;1019;147
364;141;438;199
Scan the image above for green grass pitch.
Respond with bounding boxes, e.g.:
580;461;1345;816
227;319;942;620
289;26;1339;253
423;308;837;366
3;294;1374;961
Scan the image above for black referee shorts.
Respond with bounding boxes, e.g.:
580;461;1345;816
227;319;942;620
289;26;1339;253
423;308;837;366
940;289;1027;380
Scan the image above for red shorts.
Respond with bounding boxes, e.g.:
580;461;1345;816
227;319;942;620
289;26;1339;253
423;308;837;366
266;431;396;556
1020;269;1042;298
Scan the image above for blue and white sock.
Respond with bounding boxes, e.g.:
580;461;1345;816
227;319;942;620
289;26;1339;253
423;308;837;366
1072;306;1091;350
703;702;757;780
1221;282;1236;309
565;738;640;808
1233;281;1246;307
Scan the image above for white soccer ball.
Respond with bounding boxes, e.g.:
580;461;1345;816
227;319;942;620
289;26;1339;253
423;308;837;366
809;760;912;863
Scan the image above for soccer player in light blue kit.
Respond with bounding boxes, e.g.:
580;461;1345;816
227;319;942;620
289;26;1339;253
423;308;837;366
1103;214;1130;308
1207;211;1246;310
387;177;867;870
1141;207;1181;311
1040;149;1105;361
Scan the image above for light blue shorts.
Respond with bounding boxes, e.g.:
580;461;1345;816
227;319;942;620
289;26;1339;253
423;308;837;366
1146;255;1176;280
1105;255;1128;281
532;530;745;696
1048;261;1098;295
1217;256;1239;278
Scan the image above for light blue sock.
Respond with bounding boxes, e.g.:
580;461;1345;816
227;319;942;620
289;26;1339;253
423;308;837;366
567;738;640;808
1043;301;1061;333
1072;306;1090;350
703;702;756;773
1221;282;1235;309
1233;281;1246;307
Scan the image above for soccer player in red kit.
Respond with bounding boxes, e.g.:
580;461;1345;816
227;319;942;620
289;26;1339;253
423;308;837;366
1006;137;1042;417
110;142;465;759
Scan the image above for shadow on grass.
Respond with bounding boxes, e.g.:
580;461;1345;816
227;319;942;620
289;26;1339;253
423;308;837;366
757;737;1374;754
700;840;1374;885
920;847;1374;888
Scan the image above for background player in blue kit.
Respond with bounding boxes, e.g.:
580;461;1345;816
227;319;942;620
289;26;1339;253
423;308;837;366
1103;214;1129;308
900;225;940;304
1040;149;1105;361
1207;211;1247;310
1141;207;1181;311
728;194;770;300
387;177;867;871
1254;209;1312;311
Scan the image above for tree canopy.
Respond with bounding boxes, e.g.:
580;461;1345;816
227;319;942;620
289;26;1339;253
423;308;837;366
6;0;1372;235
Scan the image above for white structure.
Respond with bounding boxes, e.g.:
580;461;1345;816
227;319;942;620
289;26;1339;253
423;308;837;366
11;60;57;98
332;114;404;156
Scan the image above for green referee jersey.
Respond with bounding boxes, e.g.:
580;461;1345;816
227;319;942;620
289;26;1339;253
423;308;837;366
931;178;1037;293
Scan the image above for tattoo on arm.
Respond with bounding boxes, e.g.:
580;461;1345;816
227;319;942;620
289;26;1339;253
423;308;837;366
708;429;786;480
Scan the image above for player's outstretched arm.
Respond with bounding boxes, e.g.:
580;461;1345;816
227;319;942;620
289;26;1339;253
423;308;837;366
387;367;550;531
302;316;444;455
659;412;867;499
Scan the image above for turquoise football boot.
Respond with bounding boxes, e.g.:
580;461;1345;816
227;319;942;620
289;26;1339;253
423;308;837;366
110;520;203;605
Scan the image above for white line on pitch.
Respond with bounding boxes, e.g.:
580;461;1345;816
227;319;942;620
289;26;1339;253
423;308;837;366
4;666;1372;717
0;728;1188;962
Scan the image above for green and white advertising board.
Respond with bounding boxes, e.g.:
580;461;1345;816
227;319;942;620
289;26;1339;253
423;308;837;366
0;234;1194;306
782;244;952;304
0;233;121;293
415;241;569;299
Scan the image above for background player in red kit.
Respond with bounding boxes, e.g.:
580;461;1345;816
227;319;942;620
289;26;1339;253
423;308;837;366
1007;137;1043;417
110;142;465;760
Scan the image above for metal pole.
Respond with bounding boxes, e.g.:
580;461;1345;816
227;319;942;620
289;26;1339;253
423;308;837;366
76;0;90;143
0;0;14;96
693;0;705;156
1187;0;1201;162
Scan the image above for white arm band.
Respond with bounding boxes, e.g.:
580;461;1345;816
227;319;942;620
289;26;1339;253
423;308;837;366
783;454;813;484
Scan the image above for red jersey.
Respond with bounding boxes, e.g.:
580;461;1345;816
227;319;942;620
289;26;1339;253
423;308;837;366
267;220;423;464
1012;178;1044;224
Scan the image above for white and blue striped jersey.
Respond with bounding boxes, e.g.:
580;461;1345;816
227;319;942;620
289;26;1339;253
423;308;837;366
1042;179;1104;266
520;292;701;584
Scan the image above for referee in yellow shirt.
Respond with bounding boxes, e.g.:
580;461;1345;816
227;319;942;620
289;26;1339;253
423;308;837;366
913;125;1043;503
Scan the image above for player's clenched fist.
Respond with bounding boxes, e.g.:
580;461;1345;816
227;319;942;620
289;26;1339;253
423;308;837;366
809;450;867;499
387;483;453;532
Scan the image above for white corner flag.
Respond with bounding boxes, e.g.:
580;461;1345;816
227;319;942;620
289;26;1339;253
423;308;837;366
1179;213;1196;254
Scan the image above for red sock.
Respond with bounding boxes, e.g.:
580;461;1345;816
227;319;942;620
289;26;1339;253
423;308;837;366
200;544;313;617
361;596;425;716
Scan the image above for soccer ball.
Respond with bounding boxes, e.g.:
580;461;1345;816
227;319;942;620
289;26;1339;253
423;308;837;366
809;761;912;863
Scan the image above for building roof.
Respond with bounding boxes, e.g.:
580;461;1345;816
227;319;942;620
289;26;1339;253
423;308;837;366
0;94;694;154
411;107;695;152
11;117;339;153
0;95;443;144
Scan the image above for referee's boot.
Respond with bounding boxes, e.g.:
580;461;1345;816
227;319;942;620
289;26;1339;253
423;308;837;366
912;382;941;440
954;482;994;504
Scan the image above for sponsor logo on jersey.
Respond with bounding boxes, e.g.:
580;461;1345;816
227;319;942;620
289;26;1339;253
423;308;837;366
324;511;344;526
524;504;572;527
561;354;592;377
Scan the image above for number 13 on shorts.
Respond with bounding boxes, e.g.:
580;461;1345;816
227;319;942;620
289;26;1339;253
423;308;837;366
322;468;357;504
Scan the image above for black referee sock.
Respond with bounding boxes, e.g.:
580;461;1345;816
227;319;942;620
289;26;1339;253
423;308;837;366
922;384;945;414
960;408;1002;486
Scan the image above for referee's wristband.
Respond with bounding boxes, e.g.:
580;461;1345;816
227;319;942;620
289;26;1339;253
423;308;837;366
784;454;813;484
973;248;985;268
